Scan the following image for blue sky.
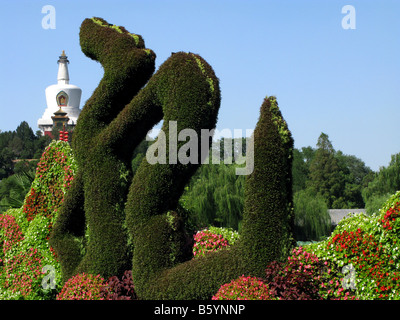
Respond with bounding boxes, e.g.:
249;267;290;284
0;0;399;171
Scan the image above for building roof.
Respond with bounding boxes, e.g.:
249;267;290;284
328;209;366;226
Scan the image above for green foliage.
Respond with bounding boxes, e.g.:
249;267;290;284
0;121;51;180
365;193;391;215
124;50;222;298
304;133;374;209
363;153;400;214
49;18;295;300
292;148;310;193
208;226;240;245
0;170;35;213
181;162;244;230
293;135;372;210
294;189;331;241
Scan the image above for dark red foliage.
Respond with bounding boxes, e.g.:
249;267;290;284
101;270;138;300
265;260;322;300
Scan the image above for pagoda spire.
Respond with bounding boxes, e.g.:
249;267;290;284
57;50;70;85
38;50;82;137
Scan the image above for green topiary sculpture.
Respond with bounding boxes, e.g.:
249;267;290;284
127;96;295;299
239;96;296;276
50;17;295;299
50;17;157;280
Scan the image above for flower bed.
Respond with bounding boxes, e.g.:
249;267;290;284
193;229;230;258
212;275;273;300
0;141;77;299
214;191;400;300
56;273;106;300
306;191;400;300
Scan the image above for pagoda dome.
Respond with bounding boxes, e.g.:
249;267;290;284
38;51;82;134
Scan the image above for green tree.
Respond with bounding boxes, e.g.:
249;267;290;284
0;122;51;179
307;133;345;208
240;96;295;275
0;147;14;180
336;151;373;208
292;148;309;193
16;121;36;159
33;131;52;159
363;152;400;214
181;162;245;230
294;189;331;241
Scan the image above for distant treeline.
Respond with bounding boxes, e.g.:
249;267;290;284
0;121;51;179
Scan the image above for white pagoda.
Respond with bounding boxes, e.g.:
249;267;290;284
38;51;82;136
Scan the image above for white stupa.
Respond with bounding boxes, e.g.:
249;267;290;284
38;51;82;136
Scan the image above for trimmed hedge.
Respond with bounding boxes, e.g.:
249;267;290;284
126;97;294;299
50;17;295;300
239;96;296;276
50;17;156;280
50;17;220;281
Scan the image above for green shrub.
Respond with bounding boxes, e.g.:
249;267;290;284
365;193;391;215
208;226;240;245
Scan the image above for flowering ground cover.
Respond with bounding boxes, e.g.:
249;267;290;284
305;191;400;300
0;141;77;299
192;227;238;258
211;191;400;300
212;275;273;300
